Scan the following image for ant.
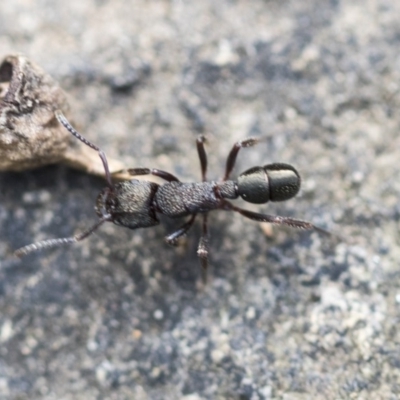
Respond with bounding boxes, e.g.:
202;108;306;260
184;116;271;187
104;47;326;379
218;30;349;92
15;111;328;268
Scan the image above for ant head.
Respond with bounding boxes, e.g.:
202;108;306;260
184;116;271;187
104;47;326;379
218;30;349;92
237;163;300;204
96;180;160;230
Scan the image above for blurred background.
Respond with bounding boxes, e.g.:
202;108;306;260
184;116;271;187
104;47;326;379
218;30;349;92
0;1;399;399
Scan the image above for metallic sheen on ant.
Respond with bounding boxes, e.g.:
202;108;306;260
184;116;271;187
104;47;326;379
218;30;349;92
15;111;327;268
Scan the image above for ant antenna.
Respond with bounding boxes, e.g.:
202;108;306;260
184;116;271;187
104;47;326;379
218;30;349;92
55;111;113;187
14;111;115;258
14;216;110;258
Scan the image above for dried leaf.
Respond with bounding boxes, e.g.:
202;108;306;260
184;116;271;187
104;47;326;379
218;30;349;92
0;54;127;178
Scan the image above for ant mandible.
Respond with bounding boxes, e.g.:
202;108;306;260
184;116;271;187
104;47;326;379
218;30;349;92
15;111;328;268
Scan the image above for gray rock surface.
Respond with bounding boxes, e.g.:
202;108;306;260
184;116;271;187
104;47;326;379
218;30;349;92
1;1;400;399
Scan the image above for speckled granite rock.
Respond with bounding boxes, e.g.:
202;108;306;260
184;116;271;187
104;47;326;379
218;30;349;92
1;1;400;399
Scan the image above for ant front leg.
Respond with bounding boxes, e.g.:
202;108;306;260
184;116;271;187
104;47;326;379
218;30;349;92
115;168;180;182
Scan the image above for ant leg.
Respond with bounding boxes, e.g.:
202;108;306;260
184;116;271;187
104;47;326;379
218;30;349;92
14;216;110;258
221;201;330;235
197;213;210;273
196;136;207;181
223;137;260;181
56;111;113;188
117;136;208;183
165;214;197;246
116;168;180;182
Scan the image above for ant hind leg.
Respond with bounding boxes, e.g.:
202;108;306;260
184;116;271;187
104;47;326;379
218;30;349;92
223;137;261;181
222;200;330;235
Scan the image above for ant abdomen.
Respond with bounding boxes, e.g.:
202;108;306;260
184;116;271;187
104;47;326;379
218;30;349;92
237;163;300;204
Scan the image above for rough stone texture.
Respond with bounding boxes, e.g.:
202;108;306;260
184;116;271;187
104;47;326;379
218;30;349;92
0;1;399;399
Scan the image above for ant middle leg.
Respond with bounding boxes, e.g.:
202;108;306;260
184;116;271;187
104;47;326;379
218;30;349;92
117;136;208;183
196;136;208;182
165;214;197;246
197;213;210;279
223;137;261;181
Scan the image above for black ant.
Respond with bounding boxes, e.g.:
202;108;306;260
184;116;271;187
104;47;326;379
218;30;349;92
15;111;328;268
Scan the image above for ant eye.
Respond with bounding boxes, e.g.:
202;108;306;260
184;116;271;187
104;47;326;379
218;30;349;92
112;199;119;208
107;197;119;210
